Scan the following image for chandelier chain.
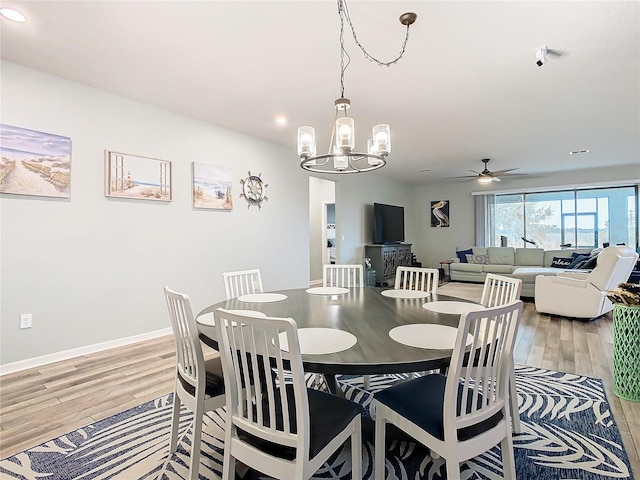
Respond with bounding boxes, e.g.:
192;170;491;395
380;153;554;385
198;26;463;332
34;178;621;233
339;0;412;70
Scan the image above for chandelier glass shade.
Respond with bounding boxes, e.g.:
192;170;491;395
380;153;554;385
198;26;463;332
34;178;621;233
298;0;415;174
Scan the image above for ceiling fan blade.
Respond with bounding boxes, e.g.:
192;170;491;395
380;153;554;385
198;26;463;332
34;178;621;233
444;174;478;179
489;168;519;176
493;176;502;182
468;169;481;175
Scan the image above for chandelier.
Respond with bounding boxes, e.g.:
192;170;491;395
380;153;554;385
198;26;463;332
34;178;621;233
298;0;417;174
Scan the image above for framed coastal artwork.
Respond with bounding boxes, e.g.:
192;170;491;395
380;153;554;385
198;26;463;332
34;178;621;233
192;162;233;210
0;124;72;198
430;200;450;227
105;150;172;201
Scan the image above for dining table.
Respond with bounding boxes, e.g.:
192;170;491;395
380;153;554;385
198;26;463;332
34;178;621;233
196;286;484;393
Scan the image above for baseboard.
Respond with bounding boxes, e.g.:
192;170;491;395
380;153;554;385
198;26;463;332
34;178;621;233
0;328;172;376
309;279;323;287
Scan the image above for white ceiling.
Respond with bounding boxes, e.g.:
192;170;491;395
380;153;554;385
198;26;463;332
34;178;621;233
1;1;638;185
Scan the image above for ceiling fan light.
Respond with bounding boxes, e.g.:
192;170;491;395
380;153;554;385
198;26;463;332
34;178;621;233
478;176;494;184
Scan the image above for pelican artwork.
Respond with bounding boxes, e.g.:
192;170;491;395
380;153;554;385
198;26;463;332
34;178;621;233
431;200;450;227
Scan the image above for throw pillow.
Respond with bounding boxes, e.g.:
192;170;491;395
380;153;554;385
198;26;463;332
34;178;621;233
550;256;573;268
581;255;599;270
466;253;489;264
567;254;590;269
456;248;473;263
572;257;593;270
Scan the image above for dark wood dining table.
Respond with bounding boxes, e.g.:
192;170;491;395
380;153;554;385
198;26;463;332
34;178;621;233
196;287;478;388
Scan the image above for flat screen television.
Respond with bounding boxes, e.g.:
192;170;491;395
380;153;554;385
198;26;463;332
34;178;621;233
373;203;405;244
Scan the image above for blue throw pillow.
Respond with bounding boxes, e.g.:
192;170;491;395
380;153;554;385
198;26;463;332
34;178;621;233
581;256;599;270
567;254;590;269
456;248;473;263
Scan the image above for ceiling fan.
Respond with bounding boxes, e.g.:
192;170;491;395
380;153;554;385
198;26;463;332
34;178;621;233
447;158;527;183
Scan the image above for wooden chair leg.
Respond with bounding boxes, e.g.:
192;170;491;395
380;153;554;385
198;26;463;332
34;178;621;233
169;391;181;453
509;366;521;434
351;416;362;480
445;460;461;480
374;416;386;480
189;406;203;480
501;431;516;478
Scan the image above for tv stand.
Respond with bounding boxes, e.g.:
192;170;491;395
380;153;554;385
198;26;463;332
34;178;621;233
365;243;412;286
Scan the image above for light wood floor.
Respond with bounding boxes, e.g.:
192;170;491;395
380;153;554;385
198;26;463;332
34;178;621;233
1;282;638;478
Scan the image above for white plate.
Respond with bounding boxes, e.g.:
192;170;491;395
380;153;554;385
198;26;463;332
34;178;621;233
306;286;350;295
277;328;357;355
381;289;431;299
422;301;485;315
237;293;288;303
389;324;473;350
196;309;266;326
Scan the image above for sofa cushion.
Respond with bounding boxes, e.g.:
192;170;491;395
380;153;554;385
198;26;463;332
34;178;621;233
456;248;473;263
487;247;515;265
515;248;544;266
511;267;560;279
450;263;484;273
483;264;514;274
472;247;488;256
466;254;489;264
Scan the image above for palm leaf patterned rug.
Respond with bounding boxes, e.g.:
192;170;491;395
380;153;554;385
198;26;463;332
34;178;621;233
0;365;634;479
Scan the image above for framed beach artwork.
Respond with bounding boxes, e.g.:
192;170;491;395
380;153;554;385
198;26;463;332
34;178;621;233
430;200;450;227
0;124;72;198
192;162;232;210
105;150;172;201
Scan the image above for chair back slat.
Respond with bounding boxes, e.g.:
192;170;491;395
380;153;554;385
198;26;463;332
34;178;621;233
214;309;310;452
223;269;264;299
164;287;205;390
395;266;439;293
480;274;522;308
444;301;522;436
323;264;363;287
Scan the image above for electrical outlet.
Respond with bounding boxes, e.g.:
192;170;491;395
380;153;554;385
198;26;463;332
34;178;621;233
20;313;32;329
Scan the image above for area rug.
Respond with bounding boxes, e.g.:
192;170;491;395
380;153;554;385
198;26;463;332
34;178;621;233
0;366;634;479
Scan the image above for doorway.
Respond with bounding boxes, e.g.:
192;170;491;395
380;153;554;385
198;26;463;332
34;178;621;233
309;177;336;285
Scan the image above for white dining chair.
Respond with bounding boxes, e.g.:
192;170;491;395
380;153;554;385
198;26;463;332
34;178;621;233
480;273;522;434
164;286;226;480
323;264;364;287
223;268;263;299
214;308;363;480
374;300;523;480
394;266;439;293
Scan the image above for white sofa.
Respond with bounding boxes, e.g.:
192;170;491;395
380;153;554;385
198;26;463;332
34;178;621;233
534;246;639;319
450;247;592;297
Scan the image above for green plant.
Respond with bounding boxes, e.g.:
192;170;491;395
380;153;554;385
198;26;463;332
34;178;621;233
607;282;640;306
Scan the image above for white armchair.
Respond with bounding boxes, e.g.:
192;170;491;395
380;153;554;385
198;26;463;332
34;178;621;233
535;246;638;319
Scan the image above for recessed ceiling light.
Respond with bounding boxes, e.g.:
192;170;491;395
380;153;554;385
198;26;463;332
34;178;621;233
0;8;26;22
569;149;590;155
274;115;288;127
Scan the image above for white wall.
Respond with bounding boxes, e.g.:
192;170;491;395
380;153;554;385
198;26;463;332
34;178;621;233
334;172;417;265
1;61;416;367
413;167;639;269
0;62;315;365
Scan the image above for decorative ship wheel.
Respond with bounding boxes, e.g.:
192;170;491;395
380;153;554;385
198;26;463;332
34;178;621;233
240;171;268;209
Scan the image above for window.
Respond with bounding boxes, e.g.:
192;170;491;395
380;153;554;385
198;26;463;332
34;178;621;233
483;186;638;249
